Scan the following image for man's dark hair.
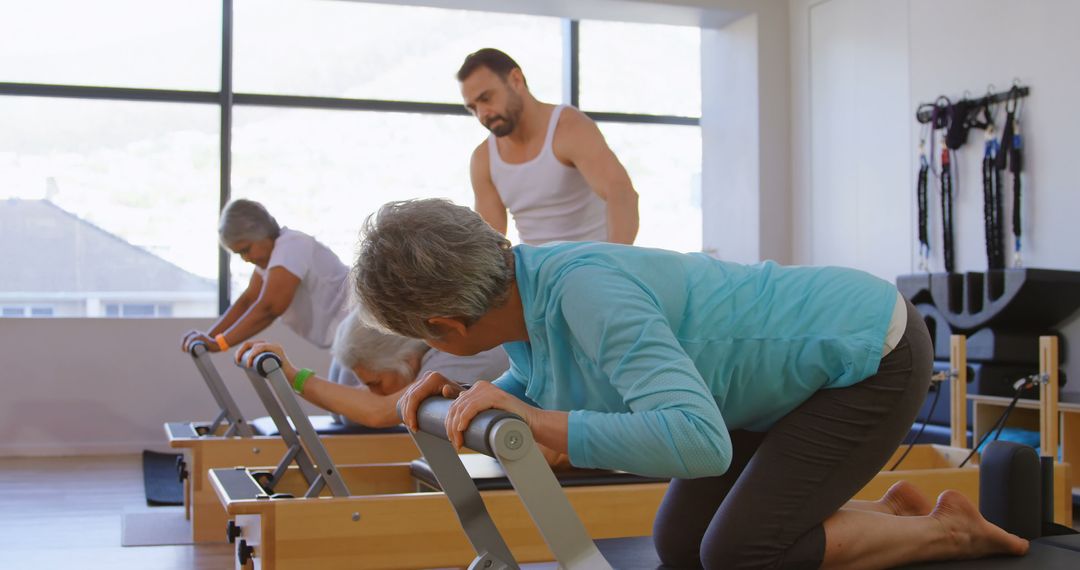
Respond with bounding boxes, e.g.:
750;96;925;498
456;48;525;84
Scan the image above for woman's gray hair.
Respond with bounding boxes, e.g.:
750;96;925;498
353;199;514;340
331;306;429;376
218;199;281;246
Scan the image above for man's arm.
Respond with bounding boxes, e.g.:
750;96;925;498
470;143;509;235
552;109;639;244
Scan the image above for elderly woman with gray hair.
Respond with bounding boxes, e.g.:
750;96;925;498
235;306;509;428
180;198;350;355
358;198;1028;570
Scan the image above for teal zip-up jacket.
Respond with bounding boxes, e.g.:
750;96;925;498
492;242;898;479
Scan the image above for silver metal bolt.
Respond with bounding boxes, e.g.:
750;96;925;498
352;512;361;522
506;431;523;450
252;447;260;454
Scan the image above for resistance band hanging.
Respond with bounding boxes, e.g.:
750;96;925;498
1010;103;1024;267
982;117;1005;270
937;95;960;275
917;126;931;271
995;87;1025;267
1012;119;1024;265
940;144;955;273
915;84;1030;273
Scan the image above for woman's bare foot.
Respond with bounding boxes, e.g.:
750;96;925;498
881;481;934;516
929;490;1029;559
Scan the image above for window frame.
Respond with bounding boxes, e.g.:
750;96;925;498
0;1;701;316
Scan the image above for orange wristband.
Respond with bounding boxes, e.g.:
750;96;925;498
214;333;230;351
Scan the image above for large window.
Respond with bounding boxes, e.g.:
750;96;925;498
0;0;221;90
229;108;479;299
579;21;701;117
600;123;702;253
2;1;702;318
234;0;563;104
0;97;220;317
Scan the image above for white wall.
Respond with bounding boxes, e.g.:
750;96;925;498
908;0;1080;274
702;2;793;264
807;0;910;280
0;318;329;456
790;0;1080;389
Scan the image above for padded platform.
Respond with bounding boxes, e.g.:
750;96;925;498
900;535;1080;568
251;414;408;436
590;535;1080;569
1040;533;1080;552
594;536;666;569
410;454;668;492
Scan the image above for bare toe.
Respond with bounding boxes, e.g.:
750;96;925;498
931;490;1029;559
883;481;934;516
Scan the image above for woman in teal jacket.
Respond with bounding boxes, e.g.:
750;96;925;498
357;199;1027;569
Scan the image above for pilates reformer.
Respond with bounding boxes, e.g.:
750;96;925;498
165;340;418;542
212;336;1074;568
209;349;668;569
852;336;1072;528
409;395;1080;569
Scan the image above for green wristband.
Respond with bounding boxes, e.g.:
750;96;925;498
292;368;315;394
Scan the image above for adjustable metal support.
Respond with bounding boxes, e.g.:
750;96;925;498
1038;336;1060;528
235;350;350;498
188;341;254;437
949;335;968;449
408;397;612;570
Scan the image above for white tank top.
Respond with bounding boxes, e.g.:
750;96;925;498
488;105;607;245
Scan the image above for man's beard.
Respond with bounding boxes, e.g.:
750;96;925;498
485;93;523;137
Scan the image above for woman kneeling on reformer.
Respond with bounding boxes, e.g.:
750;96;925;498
359;198;1028;569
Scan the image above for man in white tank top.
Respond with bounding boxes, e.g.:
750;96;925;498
458;48;639;245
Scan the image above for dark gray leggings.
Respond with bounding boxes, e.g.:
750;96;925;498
653;299;932;569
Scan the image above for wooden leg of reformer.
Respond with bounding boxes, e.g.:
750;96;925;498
184;454;192;521
950;335;968;449
1039;336;1072;527
1040;336;1059;461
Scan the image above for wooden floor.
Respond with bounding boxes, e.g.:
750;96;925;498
0;455;233;570
1;454;1077;570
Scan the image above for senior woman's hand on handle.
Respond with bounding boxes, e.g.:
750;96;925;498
181;330;216;353
443;381;539;450
399;371;467;433
234;340;298;380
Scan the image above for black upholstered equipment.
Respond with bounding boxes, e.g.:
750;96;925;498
410;454;667;492
250;414;408;436
979;441;1043;539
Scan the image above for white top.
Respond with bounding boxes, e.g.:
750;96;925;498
488;105;607;245
881;292;908;357
254;228;351;349
418;346;510;384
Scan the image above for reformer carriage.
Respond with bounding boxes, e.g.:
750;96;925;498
165;340;419;542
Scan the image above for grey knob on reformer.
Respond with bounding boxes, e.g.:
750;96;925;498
189;339;209;357
236;349;283;378
409;396;525;458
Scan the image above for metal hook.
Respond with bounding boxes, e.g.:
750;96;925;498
1006;85;1020;114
